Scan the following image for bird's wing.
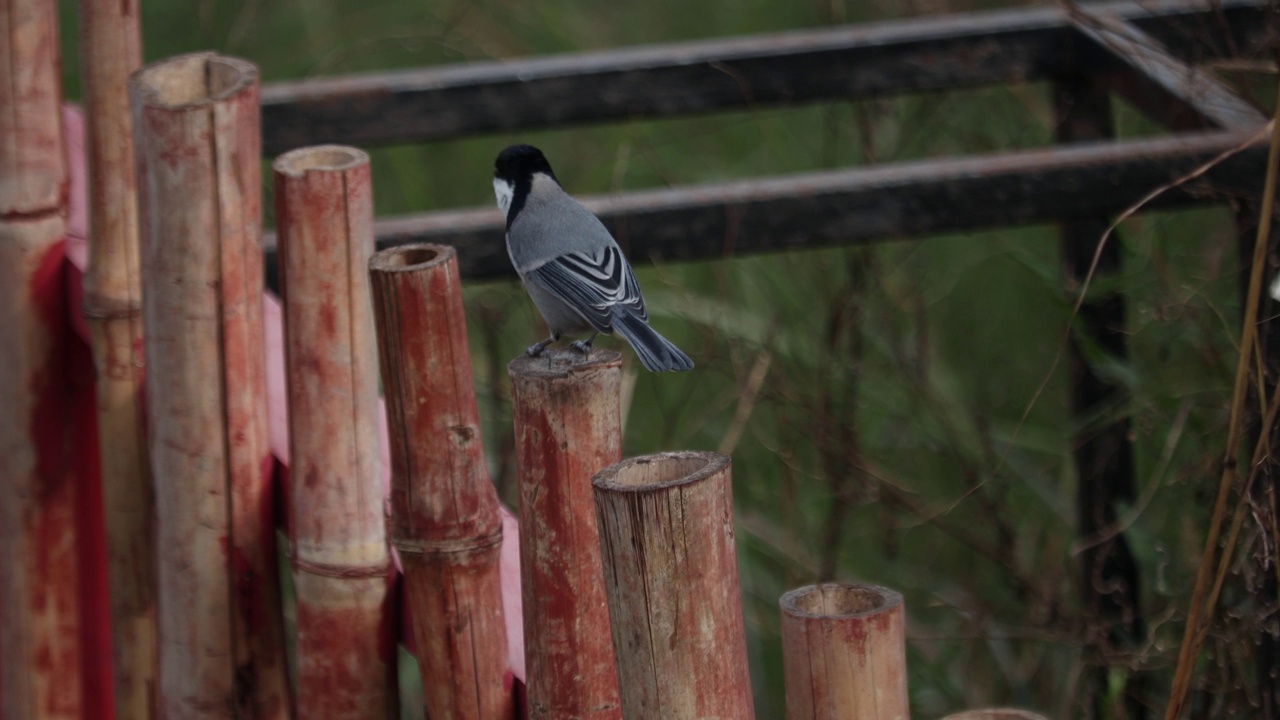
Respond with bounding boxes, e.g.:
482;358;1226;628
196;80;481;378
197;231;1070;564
524;245;649;333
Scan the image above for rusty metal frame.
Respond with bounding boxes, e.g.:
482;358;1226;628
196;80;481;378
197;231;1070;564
257;0;1271;280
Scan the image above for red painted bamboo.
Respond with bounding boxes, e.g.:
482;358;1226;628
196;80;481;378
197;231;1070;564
132;52;288;718
780;583;909;720
275;145;395;719
508;349;624;720
592;451;755;719
0;0;88;716
368;243;511;720
79;0;154;716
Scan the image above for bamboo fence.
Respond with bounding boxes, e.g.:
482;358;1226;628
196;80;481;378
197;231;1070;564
275;145;395;718
131;52;288;718
1;7;1132;717
509;350;625;720
369;243;512;720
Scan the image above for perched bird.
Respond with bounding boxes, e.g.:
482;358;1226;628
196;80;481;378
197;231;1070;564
493;144;694;372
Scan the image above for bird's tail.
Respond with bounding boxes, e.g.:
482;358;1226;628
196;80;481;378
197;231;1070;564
612;311;694;372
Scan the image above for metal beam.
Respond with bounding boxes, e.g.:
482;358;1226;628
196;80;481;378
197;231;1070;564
263;129;1268;284
259;0;1269;154
1070;8;1267;131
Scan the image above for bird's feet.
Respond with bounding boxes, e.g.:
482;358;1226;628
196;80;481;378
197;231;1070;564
570;338;594;356
526;337;554;357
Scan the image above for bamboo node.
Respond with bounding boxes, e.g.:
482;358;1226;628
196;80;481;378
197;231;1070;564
393;526;503;556
0;205;64;222
290;554;392;580
82;293;143;319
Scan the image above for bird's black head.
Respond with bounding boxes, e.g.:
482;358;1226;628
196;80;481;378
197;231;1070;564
494;144;557;183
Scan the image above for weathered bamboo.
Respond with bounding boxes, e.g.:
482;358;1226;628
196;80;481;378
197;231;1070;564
0;214;86;719
79;0;153;716
132;52;288;718
940;711;1049;720
0;0;65;214
509;350;624;720
780;583;909;720
368;243;511;720
276;145;395;719
593;451;754;719
0;0;87;716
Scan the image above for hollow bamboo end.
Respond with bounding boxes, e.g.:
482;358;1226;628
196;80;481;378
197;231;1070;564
369;242;454;273
941;710;1050;720
507;347;623;380
780;582;903;620
273;144;369;177
131;52;258;108
592;450;729;493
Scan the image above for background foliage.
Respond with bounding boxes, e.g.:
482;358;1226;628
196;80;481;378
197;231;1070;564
58;0;1272;717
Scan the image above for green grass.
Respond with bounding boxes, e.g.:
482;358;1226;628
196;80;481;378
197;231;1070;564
58;0;1267;717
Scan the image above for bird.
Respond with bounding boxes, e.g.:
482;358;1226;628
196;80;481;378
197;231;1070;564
492;144;694;372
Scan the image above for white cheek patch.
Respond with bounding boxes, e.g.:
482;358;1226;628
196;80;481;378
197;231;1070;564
493;178;514;215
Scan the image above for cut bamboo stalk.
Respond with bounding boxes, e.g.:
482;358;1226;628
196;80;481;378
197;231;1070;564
593;451;755;719
0;0;86;716
940;711;1049;720
509;350;625;720
0;0;66;216
780;583;909;720
132;52;288;718
0;215;86;719
275;145;395;719
79;0;153;716
368;243;511;720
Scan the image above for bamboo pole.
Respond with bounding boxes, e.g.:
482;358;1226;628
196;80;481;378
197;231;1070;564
132;52;288;718
0;0;87;716
593;451;754;719
368;243;511;720
0;213;85;720
79;0;154;716
508;350;624;720
0;0;65;213
275;145;396;719
780;583;909;720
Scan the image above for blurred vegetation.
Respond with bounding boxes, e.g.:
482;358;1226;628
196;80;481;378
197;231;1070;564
58;0;1277;717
